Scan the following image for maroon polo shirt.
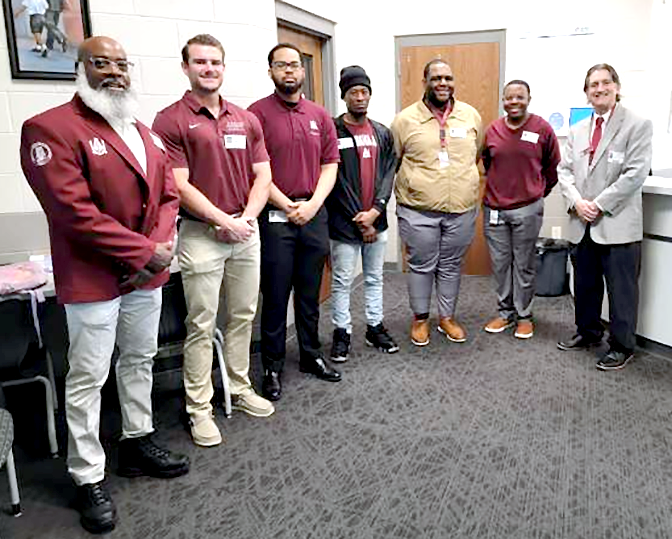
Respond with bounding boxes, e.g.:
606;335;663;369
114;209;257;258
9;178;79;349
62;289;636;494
152;91;269;217
482;114;561;210
248;93;339;198
344;118;378;211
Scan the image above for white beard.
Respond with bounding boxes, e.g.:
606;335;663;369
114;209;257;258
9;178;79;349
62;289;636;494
76;65;139;127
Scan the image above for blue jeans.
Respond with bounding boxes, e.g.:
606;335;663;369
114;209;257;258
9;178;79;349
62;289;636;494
330;230;388;333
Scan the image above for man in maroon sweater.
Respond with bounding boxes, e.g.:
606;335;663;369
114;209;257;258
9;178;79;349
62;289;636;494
481;80;561;339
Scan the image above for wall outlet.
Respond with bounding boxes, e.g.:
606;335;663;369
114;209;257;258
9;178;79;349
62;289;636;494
551;226;562;239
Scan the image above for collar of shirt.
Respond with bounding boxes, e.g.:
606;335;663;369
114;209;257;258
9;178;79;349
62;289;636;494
272;91;306;113
183;90;229;118
590;106;614;137
418;98;457;124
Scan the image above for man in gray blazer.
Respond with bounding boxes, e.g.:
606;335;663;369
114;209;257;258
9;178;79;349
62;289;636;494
557;63;653;370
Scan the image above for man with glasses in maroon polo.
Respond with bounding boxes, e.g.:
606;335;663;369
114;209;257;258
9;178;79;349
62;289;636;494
20;36;188;534
249;43;341;402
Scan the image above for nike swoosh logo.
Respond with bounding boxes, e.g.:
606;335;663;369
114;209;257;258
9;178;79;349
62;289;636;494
188;124;200;129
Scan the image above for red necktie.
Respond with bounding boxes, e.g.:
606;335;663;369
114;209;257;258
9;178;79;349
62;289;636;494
590;116;604;164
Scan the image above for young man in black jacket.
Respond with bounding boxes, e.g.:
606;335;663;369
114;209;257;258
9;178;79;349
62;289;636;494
327;66;399;362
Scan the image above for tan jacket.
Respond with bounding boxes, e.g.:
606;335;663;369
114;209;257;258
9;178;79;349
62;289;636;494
391;99;482;213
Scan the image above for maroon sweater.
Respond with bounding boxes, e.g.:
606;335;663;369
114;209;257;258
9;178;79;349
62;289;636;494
482;114;561;210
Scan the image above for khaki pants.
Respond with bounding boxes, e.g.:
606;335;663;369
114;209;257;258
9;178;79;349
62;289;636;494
178;219;260;419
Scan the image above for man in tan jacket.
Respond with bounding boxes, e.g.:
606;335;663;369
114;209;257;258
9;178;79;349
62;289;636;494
391;59;482;347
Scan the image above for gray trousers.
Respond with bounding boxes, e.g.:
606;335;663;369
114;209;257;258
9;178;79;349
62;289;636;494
483;198;543;320
397;205;477;319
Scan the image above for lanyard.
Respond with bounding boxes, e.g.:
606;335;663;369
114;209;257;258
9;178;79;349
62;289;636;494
430;102;453;149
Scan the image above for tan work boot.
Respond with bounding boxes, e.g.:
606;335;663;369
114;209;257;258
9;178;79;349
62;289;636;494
484;316;514;334
438;318;467;343
514;319;534;339
190;413;222;447
410;319;430;346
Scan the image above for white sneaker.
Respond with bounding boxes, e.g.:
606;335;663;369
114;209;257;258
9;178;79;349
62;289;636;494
232;389;275;418
190;413;222;447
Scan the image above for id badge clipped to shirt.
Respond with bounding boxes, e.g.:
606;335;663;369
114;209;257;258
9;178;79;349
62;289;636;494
489;209;500;226
438;150;450;168
268;210;288;223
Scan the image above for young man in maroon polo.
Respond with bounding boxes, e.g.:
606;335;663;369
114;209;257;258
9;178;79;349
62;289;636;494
153;34;274;447
248;43;341;401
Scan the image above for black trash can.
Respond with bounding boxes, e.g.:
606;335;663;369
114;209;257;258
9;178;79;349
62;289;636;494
535;238;570;296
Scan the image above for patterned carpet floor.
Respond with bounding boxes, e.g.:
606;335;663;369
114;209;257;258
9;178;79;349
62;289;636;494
3;272;672;539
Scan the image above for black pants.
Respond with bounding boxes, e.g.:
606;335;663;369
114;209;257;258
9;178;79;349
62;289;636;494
571;228;641;353
259;206;329;371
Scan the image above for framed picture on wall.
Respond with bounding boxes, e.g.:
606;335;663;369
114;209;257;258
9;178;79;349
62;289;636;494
2;0;92;81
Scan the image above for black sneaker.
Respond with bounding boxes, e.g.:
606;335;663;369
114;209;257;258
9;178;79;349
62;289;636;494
557;333;602;351
330;328;350;363
76;481;117;534
596;350;633;371
366;323;400;353
117;435;189;479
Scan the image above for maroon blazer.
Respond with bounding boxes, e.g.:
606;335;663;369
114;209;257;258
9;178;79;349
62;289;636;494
20;95;180;304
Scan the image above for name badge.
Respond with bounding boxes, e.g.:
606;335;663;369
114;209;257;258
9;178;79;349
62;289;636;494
224;134;246;149
521;131;539;144
438;150;450;168
338;137;354;150
268;210;288;223
449;127;467;139
489;209;499;225
608;151;625;164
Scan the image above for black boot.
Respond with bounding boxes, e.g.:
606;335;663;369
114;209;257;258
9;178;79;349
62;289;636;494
263;370;282;401
76;481;117;534
299;356;342;382
117;435;189;479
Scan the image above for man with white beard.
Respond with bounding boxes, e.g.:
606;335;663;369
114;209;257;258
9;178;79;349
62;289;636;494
20;36;189;535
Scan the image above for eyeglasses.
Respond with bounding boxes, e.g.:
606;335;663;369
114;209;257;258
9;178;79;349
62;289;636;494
271;61;302;71
88;57;134;72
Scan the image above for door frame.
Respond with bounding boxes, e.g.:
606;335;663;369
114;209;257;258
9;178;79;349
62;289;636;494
275;1;337;114
394;30;507;117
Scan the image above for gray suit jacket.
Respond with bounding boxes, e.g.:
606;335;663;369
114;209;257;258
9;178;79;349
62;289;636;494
558;104;652;244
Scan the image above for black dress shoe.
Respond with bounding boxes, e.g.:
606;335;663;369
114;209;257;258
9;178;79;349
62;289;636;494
76;481;117;534
557;333;602;351
299;357;342;382
117;435;189;479
596;350;633;371
263;370;282;401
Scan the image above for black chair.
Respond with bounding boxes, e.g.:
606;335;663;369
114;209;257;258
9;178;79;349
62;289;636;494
0;299;58;457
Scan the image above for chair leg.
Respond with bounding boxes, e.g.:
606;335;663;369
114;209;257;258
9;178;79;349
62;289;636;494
213;331;231;418
34;376;59;458
2;376;59;457
6;449;21;517
45;350;59;412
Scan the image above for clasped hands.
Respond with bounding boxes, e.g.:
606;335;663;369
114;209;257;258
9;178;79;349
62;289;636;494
353;208;380;243
575;199;601;223
122;240;175;288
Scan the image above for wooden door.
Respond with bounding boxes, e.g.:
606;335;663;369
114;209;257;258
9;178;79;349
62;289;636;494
277;24;332;300
277;24;325;105
399;42;501;275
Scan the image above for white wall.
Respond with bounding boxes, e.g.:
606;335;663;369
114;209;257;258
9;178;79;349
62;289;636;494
0;0;279;215
0;0;665;239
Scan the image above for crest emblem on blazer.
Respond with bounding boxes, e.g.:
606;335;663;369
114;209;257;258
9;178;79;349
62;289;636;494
89;138;108;156
30;142;52;167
